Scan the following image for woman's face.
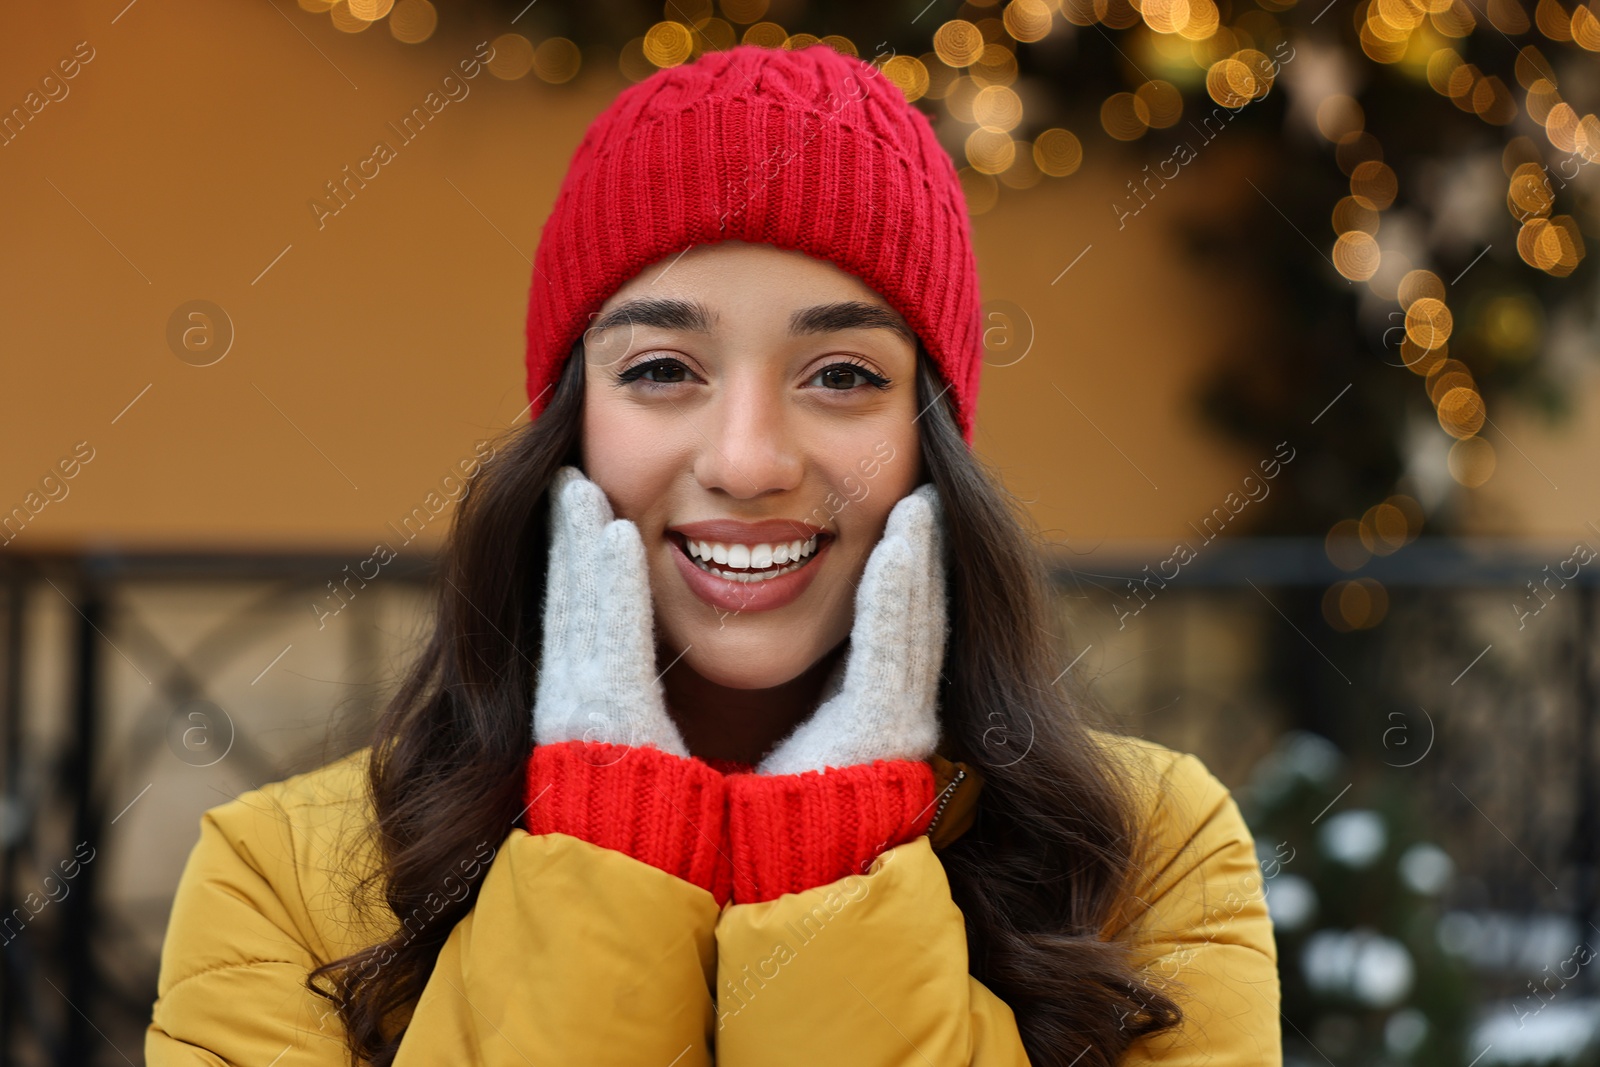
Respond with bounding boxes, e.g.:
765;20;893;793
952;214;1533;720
579;241;923;690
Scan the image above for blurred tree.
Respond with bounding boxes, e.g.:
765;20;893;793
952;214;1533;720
1239;730;1480;1066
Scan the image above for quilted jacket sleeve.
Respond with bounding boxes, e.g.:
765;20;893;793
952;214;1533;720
714;832;1031;1065
143;776;359;1066
712;750;1030;1065
1109;745;1283;1066
144;747;724;1066
712;737;1282;1066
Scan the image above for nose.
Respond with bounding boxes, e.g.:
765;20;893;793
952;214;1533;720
691;373;804;500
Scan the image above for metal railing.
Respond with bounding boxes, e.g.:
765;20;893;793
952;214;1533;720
0;538;1593;1065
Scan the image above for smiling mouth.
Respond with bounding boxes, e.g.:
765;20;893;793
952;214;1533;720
670;532;830;584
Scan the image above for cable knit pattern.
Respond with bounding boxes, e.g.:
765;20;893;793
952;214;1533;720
522;44;983;443
724;759;939;905
524;740;733;907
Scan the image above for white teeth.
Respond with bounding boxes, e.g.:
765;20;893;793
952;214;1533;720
682;534;820;572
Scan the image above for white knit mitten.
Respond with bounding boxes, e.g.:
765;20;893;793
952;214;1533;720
755;482;949;775
531;465;690;758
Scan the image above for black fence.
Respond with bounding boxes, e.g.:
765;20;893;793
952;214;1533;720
1;537;1595;1065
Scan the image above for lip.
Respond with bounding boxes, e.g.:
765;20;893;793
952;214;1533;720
667;527;833;613
667;518;830;543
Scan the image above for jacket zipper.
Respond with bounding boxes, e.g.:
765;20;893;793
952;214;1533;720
925;767;968;839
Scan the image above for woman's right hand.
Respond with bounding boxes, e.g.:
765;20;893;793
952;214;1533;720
532;464;691;759
526;465;733;904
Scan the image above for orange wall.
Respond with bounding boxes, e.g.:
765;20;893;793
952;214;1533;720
2;1;1593;554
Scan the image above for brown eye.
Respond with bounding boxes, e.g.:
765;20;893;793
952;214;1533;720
811;361;891;391
644;362;688;384
616;358;692;386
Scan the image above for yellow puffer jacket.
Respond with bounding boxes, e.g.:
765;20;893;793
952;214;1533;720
145;729;1281;1065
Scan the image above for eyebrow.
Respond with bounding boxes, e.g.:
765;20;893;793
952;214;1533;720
589;297;915;344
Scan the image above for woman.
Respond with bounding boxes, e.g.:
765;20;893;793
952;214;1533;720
146;43;1279;1067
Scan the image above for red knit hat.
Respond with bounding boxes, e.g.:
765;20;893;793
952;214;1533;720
522;44;983;444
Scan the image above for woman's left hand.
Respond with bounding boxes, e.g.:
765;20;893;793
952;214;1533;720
755;481;950;776
723;482;952;905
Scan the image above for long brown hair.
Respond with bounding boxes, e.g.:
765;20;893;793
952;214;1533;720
308;345;1184;1066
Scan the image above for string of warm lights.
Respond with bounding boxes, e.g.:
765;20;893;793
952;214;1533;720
1312;3;1593;628
297;0;1596;635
